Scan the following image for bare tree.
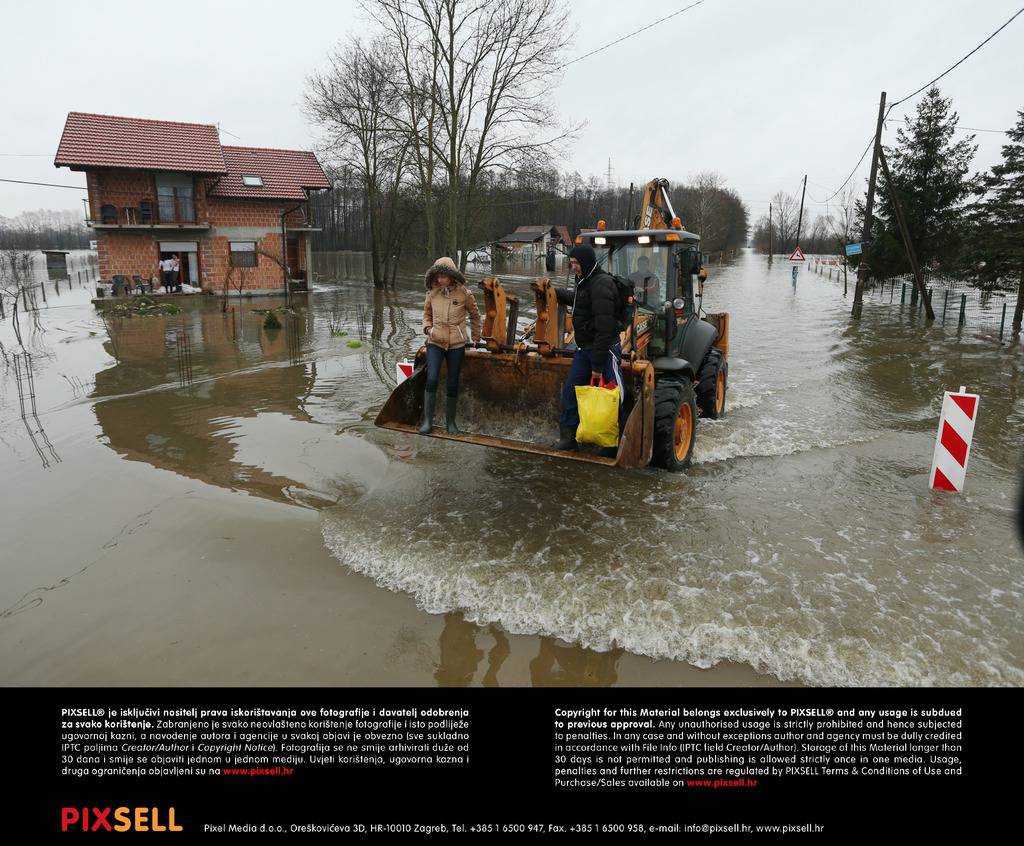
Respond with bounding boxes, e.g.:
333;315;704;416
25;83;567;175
306;37;411;287
771;191;798;254
688;171;726;248
0;249;44;351
369;0;576;268
371;0;443;259
829;186;858;251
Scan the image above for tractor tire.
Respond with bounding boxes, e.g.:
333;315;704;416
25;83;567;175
651;377;697;472
696;349;727;419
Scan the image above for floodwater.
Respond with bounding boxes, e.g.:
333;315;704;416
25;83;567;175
1;249;1021;687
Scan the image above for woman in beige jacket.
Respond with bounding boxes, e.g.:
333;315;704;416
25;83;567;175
420;257;482;434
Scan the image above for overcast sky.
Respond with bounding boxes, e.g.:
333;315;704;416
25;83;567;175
1;0;1022;225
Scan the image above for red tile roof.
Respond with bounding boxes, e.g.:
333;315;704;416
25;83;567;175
209;146;331;200
54;112;227;173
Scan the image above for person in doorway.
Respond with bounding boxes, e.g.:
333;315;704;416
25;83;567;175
170;255;181;292
159;256;174;291
420;256;481;435
554;243;624;452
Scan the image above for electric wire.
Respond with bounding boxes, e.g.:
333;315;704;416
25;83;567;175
557;0;707;70
805;5;1023;206
886;6;1024;110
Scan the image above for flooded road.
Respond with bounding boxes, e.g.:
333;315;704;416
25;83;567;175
1;249;1021;686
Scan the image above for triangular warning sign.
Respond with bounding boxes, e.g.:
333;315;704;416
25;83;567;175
788;247;805;262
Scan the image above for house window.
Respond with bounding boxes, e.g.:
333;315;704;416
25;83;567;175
241;175;264;187
230;241;257;267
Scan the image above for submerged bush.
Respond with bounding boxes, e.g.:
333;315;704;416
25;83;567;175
263;311;282;330
346;340;362;349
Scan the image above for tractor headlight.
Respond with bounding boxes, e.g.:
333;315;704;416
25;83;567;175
673;298;685;309
594;236;606;245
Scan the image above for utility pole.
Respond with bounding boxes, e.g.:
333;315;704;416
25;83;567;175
853;91;887;318
795;175;807;248
878;147;934;320
768;202;773;263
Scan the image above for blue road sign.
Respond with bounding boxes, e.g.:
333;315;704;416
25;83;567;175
845;242;863;256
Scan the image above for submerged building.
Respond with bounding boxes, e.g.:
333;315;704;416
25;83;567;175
54;112;331;293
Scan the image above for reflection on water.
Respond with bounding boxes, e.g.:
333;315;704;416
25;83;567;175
433;611;620;687
11;353;61;469
14;251;1021;687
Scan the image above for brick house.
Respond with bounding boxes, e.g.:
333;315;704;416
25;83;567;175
54;112;331;293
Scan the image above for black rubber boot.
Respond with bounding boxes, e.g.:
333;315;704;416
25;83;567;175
445;394;460;434
554;424;578;451
419;389;437;434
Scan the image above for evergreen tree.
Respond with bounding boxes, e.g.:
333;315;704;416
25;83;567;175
868;87;977;279
968;108;1024;330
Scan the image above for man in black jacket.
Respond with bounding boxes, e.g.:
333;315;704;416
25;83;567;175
554;243;624;451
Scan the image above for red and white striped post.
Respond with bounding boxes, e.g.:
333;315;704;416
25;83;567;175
929;386;979;492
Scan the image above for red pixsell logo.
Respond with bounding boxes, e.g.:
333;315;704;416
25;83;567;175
61;807;183;832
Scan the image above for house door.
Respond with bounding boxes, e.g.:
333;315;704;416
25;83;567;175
159;241;200;287
286;237;299;278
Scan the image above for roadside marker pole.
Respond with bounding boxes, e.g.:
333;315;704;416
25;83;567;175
999;302;1007;339
959;294;967;327
929;387;979;492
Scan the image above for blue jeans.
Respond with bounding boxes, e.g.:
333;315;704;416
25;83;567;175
426;344;466;398
559;343;624;429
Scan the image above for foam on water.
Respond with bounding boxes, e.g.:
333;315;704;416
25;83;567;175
321;439;1024;687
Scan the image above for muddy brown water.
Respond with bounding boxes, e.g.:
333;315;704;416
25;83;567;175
1;249;1021;687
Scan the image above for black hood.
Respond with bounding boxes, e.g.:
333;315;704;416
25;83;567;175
568;244;597;279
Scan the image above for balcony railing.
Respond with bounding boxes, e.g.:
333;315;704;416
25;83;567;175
90;196;203;227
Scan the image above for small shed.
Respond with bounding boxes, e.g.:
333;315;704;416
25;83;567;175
42;249;70;272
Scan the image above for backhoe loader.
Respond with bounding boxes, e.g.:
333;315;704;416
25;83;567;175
375;178;730;471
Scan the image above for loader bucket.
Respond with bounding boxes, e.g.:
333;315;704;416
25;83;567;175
375;350;655;469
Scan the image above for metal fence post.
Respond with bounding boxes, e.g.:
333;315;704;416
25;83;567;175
942;289;949;322
958;293;966;327
1000;302;1007;339
901;283;906;304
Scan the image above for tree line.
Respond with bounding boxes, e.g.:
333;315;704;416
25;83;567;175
0;208;90;250
305;0;748;286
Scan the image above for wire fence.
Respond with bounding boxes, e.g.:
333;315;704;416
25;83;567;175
809;256;1021;343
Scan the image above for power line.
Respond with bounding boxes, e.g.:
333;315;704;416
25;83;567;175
885;116;1010;135
887;5;1024;110
0;177;87;190
557;0;707;70
806;134;875;205
805;6;1022;208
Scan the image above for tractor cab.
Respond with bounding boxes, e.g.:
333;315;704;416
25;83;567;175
579;228;703;358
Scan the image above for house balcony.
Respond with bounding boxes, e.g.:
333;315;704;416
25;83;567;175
87;199;210;231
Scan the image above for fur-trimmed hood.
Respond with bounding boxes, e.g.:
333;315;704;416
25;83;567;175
424;256;466;290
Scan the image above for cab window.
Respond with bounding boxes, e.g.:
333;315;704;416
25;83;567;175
610;244;670;308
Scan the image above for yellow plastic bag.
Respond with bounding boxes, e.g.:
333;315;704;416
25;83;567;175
575;380;621;448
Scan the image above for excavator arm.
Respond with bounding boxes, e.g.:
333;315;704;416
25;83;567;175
638;178;681;230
